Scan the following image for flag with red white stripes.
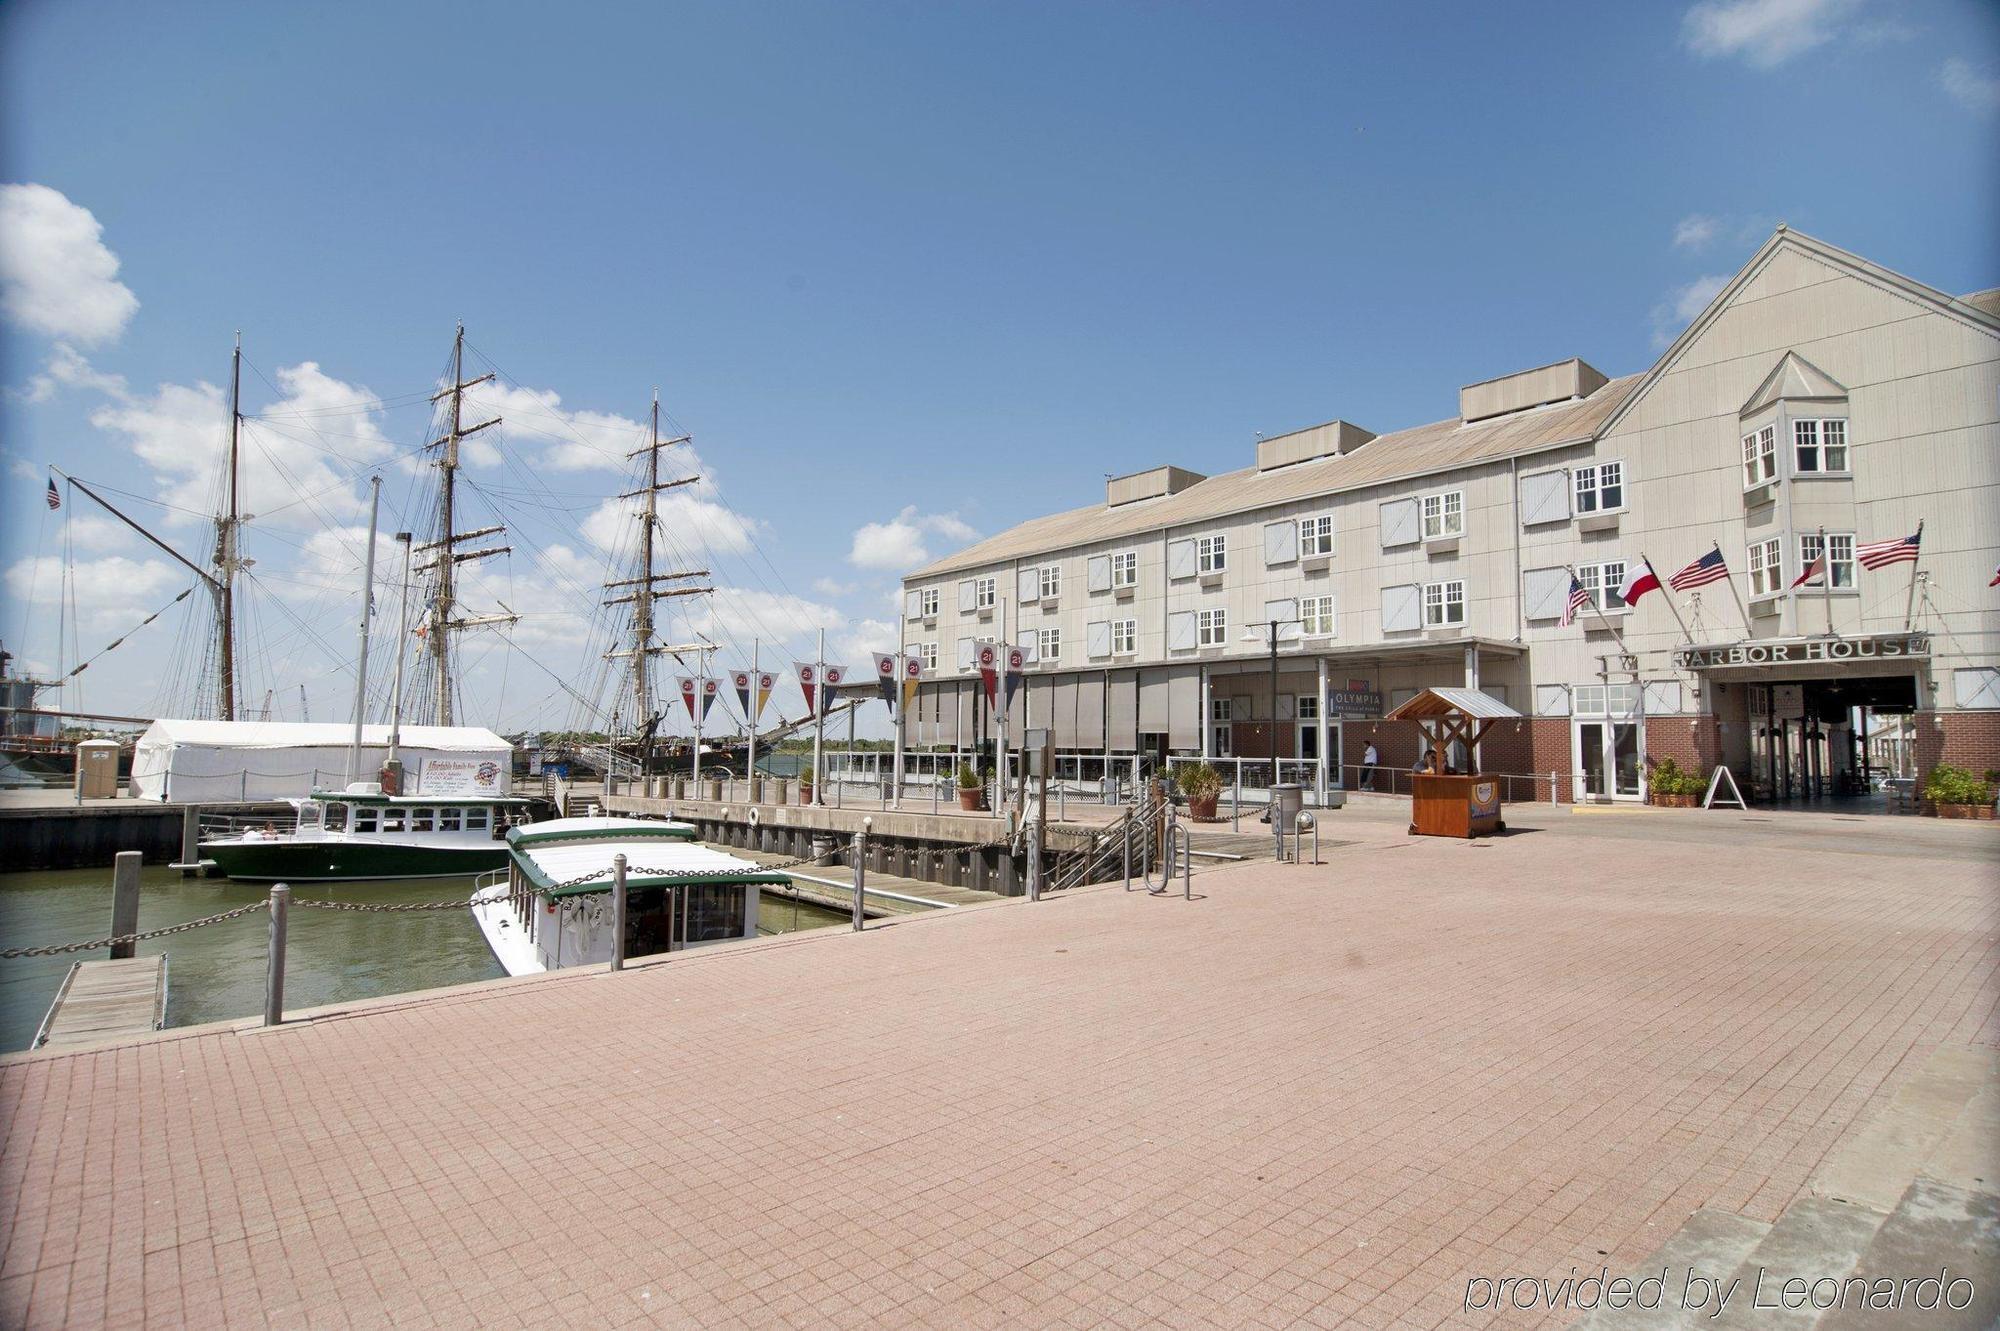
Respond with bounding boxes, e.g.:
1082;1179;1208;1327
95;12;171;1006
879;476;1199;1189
1560;575;1590;627
44;479;60;510
1667;546;1728;591
1856;529;1922;570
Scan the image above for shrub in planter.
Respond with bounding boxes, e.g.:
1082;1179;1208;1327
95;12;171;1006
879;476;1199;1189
1924;764;1996;819
798;764;815;803
1176;761;1225;820
1649;758;1699;808
955;762;985;811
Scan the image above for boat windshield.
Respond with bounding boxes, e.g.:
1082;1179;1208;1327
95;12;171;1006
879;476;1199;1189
298;802;325;831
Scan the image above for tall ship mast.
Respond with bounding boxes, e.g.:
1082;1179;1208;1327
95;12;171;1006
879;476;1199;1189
415;324;516;726
601;392;711;767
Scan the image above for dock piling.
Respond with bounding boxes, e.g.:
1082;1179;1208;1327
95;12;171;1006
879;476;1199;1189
852;820;869;931
264;884;289;1027
109;851;142;960
179;807;201;875
611;854;628;971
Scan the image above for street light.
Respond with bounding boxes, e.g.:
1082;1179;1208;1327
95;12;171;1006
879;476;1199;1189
1242;619;1305;789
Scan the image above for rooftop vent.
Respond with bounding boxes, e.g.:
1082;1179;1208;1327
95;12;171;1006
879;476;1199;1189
1459;358;1607;424
1107;465;1205;508
1255;419;1376;471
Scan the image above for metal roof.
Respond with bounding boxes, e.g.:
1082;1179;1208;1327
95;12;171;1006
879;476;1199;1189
908;375;1640;580
506;817;787;897
1384;688;1523;722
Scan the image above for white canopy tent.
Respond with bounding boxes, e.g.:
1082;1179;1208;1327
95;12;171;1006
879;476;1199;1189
130;719;514;803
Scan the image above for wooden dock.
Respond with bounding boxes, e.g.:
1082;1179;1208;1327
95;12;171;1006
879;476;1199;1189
35;955;168;1049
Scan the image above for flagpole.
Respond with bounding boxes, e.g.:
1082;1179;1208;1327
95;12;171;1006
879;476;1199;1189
892;651;907;808
812;627;825;807
1718;541;1754;636
692;654;704;789
747;638;759;796
1566;565;1633;658
1644;554;1696;644
1820;525;1834;637
1902;521;1924;632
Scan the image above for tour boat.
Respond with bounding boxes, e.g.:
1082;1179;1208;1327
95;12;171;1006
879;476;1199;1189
472;816;790;976
199;784;536;882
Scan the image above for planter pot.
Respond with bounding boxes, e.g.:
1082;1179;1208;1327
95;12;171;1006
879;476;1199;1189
958;788;984;812
1650;793;1695;808
1935;803;1996;820
1188;794;1219;821
799;783;815;804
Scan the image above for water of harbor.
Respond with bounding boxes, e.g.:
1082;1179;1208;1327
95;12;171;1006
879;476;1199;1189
0;865;847;1053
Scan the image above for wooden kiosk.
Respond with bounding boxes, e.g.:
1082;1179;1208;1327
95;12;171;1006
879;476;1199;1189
1385;687;1521;838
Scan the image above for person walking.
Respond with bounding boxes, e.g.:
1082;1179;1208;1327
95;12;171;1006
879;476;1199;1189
1360;741;1379;792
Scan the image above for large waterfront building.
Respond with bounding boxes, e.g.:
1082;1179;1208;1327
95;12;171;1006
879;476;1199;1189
898;229;2000;804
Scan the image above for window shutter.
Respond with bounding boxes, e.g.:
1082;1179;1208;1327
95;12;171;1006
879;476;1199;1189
1380;584;1421;633
958;580;975;613
1379;498;1420;548
956;637;974;670
1166;539;1196;580
1263;598;1296;624
1523;567;1571;621
1017;568;1039;604
1023;635;1039;664
1086;621;1111;658
1642;681;1684;715
904;591;922;620
1519;469;1570;527
1263;520;1297;566
1953;667;2000;709
1535;684;1570;717
1167;612;1197;652
1087;555;1111;593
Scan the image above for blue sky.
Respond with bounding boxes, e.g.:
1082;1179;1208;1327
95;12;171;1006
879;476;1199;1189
2;0;1996;737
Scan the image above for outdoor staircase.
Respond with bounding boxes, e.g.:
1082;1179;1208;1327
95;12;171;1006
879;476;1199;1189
1575;1045;1999;1330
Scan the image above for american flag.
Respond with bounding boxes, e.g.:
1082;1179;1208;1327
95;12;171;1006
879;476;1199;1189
1856;530;1922;570
1560;575;1590;627
1667;546;1728;591
44;479;60;510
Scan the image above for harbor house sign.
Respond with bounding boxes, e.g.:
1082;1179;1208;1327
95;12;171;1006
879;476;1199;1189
1674;632;1930;671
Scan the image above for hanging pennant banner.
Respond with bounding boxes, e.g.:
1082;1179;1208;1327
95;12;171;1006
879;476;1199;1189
794;661;817;716
678;676;697;720
902;653;922;711
699;677;719;722
976;642;999;707
821;665;847;716
755;672;774;719
873;652;900;711
1003;644;1026;710
732;670;752;718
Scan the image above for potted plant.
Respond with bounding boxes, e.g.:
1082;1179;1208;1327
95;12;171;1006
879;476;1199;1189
1924;764;1995;820
1176;761;1224;821
798;763;815;804
1649;758;1702;809
955;762;984;811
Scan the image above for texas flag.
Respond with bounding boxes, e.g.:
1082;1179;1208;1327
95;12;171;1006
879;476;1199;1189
1617;560;1661;607
1990;562;1999;588
1790;551;1827;590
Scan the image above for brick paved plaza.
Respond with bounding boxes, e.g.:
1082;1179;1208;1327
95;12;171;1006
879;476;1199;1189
2;806;1995;1329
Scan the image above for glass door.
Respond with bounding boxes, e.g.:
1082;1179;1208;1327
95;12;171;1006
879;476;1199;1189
1574;720;1644;801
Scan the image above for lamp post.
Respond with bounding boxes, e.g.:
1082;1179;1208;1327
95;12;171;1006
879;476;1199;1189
1242;618;1304;789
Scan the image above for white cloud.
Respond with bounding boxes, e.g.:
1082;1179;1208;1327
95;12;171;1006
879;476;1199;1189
15;343;132;404
848;506;977;571
1681;0;1860;68
1651;273;1731;348
1940;58;2000;113
812;576;858;598
579;492;761;564
459;380;651;472
0;185;140;346
4;554;184;631
91;359;393;522
1672;214;1722;250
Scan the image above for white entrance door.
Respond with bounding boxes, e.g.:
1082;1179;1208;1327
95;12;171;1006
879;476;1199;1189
1573;719;1643;801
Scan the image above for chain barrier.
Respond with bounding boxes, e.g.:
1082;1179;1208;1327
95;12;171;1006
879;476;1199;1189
0;899;270;959
291;888;514;913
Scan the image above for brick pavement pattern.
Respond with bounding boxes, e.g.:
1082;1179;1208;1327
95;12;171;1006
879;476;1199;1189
2;816;1996;1329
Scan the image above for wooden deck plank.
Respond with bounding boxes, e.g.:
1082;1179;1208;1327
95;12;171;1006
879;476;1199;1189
38;955;167;1049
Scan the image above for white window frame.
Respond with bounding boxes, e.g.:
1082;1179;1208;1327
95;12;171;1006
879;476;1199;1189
1196;533;1227;574
918;587;939;619
1575;559;1628;613
1798;531;1856;589
1111;618;1137;655
1110;550;1138;588
1743;425;1777;488
1298;594;1336;637
1573;461;1624;514
1038;565;1061;600
1793;418;1850;475
1422;580;1465;628
1036;627;1061;662
1296;694;1319;722
1298;514;1335;558
1196;607;1228;647
1421;490;1463;540
921;642;938;671
1210;697;1232;757
973;576;996;610
1748;537;1783;597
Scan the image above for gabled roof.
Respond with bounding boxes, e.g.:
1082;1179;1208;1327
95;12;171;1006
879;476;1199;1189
1385;687;1522;722
1740;351;1848;416
908;375;1639;579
